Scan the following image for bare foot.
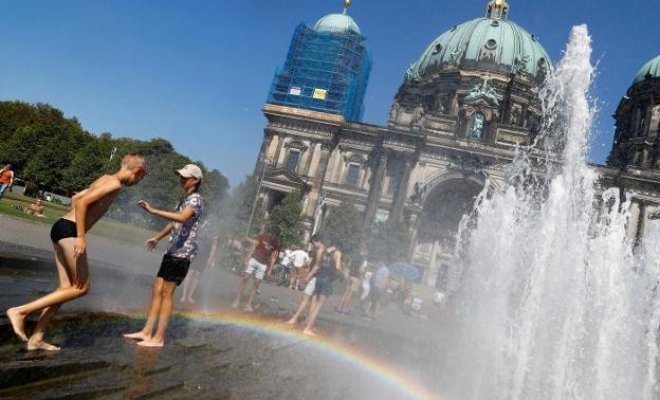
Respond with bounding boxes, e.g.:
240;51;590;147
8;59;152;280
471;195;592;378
179;297;187;303
187;297;195;304
137;339;164;348
302;329;316;337
231;300;239;309
123;331;150;341
6;308;28;341
285;319;297;325
27;339;60;351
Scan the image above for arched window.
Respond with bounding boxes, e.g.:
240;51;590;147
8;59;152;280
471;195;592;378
285;150;301;173
469;112;486;140
345;163;361;187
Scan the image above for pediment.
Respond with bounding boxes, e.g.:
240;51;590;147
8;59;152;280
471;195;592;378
265;168;310;189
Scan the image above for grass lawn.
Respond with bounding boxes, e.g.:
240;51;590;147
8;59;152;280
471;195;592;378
0;192;155;246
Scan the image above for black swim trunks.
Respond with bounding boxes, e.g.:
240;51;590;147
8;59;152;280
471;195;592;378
313;276;335;296
50;218;78;243
157;254;191;286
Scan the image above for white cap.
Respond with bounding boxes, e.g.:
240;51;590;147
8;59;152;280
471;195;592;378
176;164;203;180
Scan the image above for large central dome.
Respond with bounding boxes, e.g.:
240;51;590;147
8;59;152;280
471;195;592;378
407;1;551;81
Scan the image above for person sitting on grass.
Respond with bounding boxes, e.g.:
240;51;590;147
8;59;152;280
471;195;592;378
25;198;46;217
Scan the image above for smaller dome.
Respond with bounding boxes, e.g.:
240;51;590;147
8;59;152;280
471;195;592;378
313;13;361;35
633;55;660;85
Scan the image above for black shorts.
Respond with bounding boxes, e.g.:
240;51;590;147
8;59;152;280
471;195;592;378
157;254;190;286
313;276;335;296
50;218;77;243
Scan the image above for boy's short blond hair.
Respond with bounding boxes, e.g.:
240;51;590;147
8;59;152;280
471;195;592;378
121;154;147;172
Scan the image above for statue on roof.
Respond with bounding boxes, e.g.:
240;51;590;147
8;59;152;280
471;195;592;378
465;74;499;106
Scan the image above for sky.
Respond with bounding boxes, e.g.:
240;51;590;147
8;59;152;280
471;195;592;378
0;0;658;187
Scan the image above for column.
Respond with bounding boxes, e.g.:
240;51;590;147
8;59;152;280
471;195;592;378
391;156;416;221
307;143;322;178
274;137;286;168
364;150;388;225
265;134;280;160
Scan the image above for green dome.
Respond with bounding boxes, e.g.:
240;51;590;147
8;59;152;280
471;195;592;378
408;17;551;80
313;13;361;35
633;55;660;85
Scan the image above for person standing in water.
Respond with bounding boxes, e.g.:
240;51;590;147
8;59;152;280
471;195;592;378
124;164;203;347
336;245;368;315
179;219;218;304
6;154;147;350
232;226;281;312
286;234;324;326
302;239;342;335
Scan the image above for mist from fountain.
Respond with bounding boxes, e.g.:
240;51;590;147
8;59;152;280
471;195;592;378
441;24;660;400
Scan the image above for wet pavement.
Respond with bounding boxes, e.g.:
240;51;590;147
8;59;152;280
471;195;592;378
0;215;449;399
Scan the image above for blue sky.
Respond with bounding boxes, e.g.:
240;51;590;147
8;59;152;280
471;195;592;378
0;0;658;186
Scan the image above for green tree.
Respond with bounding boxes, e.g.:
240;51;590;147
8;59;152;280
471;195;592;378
367;219;412;263
266;191;304;246
320;202;364;255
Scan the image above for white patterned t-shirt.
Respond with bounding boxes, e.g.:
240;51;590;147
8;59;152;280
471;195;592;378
166;192;203;260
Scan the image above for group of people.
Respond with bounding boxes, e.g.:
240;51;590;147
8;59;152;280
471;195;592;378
231;227;391;335
5;154;393;350
7;156;208;349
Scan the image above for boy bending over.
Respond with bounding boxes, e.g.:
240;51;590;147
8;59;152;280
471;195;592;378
6;154;147;350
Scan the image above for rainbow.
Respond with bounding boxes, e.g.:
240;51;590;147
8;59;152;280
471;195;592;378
119;310;444;400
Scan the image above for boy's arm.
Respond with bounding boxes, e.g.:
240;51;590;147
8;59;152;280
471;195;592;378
137;200;195;223
73;177;122;258
145;223;174;251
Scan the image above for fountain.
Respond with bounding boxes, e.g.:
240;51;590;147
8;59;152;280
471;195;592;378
441;25;660;400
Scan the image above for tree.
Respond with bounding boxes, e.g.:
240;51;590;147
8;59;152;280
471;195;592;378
367;219;412;263
0;100;231;229
266;191;304;246
320;202;364;255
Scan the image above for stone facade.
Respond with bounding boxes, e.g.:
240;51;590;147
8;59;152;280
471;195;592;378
252;3;660;288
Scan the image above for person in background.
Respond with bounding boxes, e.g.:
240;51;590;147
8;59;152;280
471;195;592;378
286;235;324;326
25;198;46;217
364;260;389;320
179;219;218;304
336;245;368;315
232;226;281;312
287;244;311;290
301;239;343;336
0;163;15;200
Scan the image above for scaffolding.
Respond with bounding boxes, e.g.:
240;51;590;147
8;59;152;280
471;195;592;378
267;24;372;122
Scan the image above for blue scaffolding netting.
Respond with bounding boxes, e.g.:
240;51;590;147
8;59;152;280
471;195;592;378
267;24;372;122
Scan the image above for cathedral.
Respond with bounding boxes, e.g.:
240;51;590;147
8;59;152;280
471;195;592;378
252;0;660;287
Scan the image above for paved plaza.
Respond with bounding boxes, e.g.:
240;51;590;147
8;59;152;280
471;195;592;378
0;215;450;399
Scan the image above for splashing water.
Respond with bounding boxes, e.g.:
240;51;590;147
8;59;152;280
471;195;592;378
442;25;660;400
